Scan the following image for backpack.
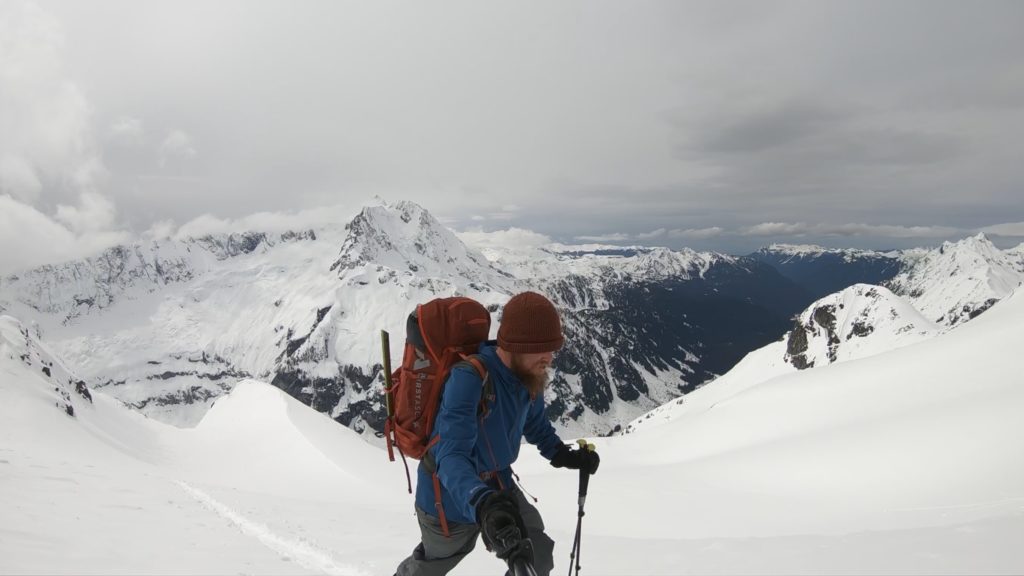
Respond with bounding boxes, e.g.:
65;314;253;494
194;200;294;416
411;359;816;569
382;296;492;490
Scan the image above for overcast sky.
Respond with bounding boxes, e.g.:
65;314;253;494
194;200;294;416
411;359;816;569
2;0;1024;274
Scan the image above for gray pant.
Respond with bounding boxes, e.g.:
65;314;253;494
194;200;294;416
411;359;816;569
396;488;555;576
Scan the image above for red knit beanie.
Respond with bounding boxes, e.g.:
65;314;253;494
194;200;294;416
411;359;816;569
497;291;564;353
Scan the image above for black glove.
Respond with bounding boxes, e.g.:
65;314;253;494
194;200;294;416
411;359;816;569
476;491;532;564
550;443;600;474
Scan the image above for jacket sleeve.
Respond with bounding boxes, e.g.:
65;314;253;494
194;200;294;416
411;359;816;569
523;392;564;460
433;367;492;524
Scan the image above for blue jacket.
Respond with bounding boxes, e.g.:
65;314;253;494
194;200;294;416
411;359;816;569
414;342;565;525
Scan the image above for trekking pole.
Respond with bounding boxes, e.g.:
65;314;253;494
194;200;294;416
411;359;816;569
511;555;539;576
567;439;595;576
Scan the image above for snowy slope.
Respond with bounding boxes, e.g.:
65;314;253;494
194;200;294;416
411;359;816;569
3;287;1024;574
0;317;402;575
0;315;93;417
887;234;1024;326
626;283;940;433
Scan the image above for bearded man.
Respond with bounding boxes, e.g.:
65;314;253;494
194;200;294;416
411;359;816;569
396;291;600;576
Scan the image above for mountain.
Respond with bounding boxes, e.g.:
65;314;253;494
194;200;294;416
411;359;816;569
275;201;811;437
0;200;810;438
782;283;940;370
0;228;328;426
886;234;1024;326
3;279;1023;574
749;243;904;300
626;283;940;434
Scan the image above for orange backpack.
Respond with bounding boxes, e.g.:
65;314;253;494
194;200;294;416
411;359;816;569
382;296;491;491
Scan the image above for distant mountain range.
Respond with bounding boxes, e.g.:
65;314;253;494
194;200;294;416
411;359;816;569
1;200;1021;438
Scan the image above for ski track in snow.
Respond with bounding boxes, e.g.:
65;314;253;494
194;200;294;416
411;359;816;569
175;480;368;576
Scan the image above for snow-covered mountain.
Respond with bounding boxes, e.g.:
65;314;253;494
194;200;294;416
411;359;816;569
886;234;1024;326
0;230;316;325
749;243;904;299
0;200;811;436
0;227;334;426
3;276;1023;574
783;284;940;370
275;201;809;437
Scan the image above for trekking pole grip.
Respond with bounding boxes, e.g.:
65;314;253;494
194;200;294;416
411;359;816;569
576;439;595;504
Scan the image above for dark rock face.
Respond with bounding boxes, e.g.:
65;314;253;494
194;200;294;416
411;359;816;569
786;324;812;370
966;298;999;321
74;380;93;403
194;232;271;259
130;385;227;410
270;364;386;435
850;321;874;338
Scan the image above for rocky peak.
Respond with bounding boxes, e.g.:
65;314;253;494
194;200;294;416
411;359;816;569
329;200;499;282
887;234;1022;326
785;284;939;370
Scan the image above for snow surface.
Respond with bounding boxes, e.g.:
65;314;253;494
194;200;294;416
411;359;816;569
3;282;1024;574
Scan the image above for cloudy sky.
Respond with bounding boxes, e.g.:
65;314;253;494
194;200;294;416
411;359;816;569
2;0;1023;274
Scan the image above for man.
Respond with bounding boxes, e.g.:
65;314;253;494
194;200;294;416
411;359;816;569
396;291;601;576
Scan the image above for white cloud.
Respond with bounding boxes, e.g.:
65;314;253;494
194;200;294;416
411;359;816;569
825;223;963;238
980;222;1024;237
0;1;126;276
54;191;118;234
636;228;667;240
0;194;128;275
457;227;553;251
144;219;177;240
0;0;105;199
574;233;630;243
170;203;361;240
109;116;144;144
0;155;42;202
159;130;197;167
741;221;964;238
669;227;724;239
742;222;811;236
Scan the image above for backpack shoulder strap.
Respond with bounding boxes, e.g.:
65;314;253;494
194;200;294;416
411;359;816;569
453;354;492;415
422;354;492;476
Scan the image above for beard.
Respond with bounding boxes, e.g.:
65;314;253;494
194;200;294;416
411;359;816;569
509;353;550;400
